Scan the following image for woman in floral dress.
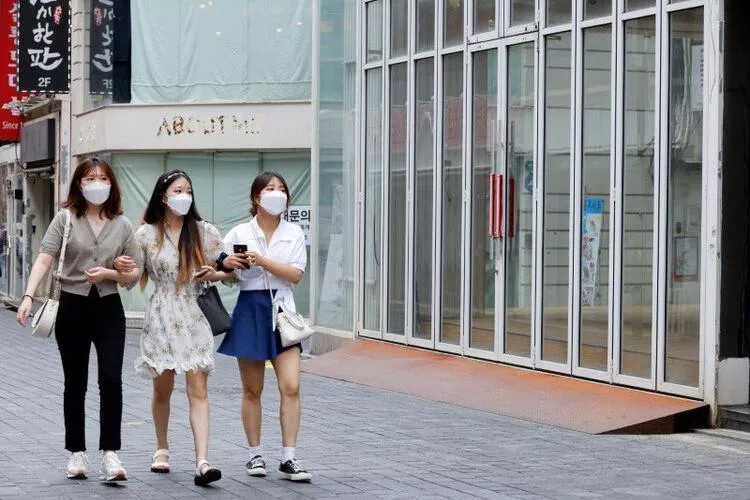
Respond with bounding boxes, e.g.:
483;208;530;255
115;170;228;486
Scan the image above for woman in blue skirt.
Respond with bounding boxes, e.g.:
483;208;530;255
217;172;311;482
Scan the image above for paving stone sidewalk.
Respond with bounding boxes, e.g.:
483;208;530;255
0;309;749;499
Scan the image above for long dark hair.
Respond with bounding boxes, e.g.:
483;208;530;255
250;171;291;216
63;157;123;218
141;170;205;289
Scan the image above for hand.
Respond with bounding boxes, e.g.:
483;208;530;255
223;253;250;270
85;267;110;284
113;255;136;273
16;296;32;327
193;265;216;282
246;251;266;268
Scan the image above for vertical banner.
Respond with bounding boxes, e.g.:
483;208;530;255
0;1;20;141
89;0;113;94
18;0;69;93
581;197;604;307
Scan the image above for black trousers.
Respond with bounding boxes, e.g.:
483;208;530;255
55;288;126;452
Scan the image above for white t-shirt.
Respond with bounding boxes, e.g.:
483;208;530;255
223;217;306;313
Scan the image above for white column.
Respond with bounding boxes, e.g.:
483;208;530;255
702;0;725;419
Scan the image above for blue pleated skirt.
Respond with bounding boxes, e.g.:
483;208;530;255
217;290;300;361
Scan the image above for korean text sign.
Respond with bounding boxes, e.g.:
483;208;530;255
18;0;69;92
0;0;21;141
89;0;113;94
283;206;311;246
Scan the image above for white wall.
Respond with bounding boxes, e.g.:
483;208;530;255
72;102;312;155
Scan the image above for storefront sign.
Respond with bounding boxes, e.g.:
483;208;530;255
18;0;69;93
89;0;113;94
284;205;310;246
581;197;604;307
0;0;21;141
156;113;263;137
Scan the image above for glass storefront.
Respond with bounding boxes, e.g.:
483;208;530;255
541;31;573;364
316;0;357;332
665;7;703;388
346;0;708;397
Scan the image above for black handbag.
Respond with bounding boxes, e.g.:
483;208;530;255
197;284;232;336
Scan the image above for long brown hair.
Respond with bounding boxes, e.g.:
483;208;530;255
63;157;123;218
140;170;205;289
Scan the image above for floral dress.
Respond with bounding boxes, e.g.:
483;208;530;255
134;221;224;378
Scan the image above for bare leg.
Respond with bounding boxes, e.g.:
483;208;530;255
185;370;210;465
152;370;174;463
238;359;266;447
271;348;301;448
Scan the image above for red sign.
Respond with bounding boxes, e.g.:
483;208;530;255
0;0;20;141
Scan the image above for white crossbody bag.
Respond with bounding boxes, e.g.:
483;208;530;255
251;223;314;347
31;210;72;338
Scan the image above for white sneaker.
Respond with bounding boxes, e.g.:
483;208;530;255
100;451;127;482
66;451;89;479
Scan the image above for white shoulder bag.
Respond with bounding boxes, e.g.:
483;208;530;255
31;210;72;338
252;222;314;347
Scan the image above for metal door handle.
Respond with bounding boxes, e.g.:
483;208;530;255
508;177;515;238
489;173;495;238
495;174;503;239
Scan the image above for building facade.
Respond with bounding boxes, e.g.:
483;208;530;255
1;0;746;420
0;0;314;322
311;0;747;418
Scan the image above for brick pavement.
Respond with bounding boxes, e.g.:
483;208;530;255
0;309;749;499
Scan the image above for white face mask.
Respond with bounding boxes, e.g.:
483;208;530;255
166;193;193;216
81;181;111;206
259;190;288;216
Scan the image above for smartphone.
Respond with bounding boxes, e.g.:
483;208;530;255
233;244;250;268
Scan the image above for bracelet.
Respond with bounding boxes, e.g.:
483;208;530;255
22;294;33;301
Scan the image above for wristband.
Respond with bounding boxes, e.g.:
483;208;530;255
215;252;228;272
22;294;33;301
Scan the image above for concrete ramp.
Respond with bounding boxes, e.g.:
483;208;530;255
302;339;709;434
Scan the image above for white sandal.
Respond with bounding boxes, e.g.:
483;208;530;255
194;459;222;486
150;449;170;473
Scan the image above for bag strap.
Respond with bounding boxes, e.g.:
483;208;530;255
198;221;208;291
248;220;276;307
51;210;72;300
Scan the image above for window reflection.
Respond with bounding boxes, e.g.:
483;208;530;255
473;0;495;34
665;8;703;387
387;64;408;335
366;1;383;63
444;0;464;47
441;52;464;345
414;58;435;340
416;0;435;52
580;25;612;372
542;32;573;364
621;17;656;379
364;69;383;331
510;0;535;26
390;0;408;58
547;0;571;26
470;49;498;352
504;42;535;357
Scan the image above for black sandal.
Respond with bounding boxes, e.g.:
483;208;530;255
194;460;222;486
